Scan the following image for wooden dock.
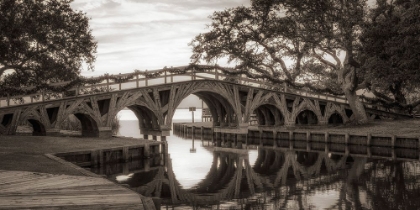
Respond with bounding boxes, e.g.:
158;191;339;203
0;170;155;209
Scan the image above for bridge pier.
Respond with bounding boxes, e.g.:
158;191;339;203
46;128;61;137
98;127;113;138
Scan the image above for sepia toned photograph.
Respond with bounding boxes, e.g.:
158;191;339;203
1;0;420;209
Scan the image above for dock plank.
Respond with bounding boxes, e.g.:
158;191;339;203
0;170;144;209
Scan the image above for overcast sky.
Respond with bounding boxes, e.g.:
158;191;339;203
70;0;250;76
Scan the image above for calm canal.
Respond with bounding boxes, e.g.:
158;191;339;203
92;109;420;209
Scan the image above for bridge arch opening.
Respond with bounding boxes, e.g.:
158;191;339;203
74;113;99;137
192;92;238;127
328;112;344;125
115;109;140;138
254;104;284;126
27;119;46;136
295;110;318;125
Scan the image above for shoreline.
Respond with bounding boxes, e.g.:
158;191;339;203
177;118;420;137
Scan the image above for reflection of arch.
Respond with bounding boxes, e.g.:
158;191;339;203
295;110;318;125
74;113;99;137
296;152;318;167
115;147;355;208
328;112;344;125
28;119;46;136
125;149;271;206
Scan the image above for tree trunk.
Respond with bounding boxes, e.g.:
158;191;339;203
340;63;369;124
344;89;369;124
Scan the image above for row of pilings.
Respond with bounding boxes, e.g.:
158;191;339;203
173;123;420;160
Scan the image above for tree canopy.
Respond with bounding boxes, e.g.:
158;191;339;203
0;0;97;87
361;0;420;111
191;0;371;123
191;0;420;121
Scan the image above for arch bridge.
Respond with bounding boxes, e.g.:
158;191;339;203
0;65;408;138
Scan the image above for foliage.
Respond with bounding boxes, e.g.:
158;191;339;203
190;0;375;123
361;0;420;111
190;2;344;95
0;0;97;86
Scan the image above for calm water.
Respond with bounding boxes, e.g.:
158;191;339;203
98;109;420;210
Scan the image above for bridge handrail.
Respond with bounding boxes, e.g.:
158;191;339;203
0;65;389;113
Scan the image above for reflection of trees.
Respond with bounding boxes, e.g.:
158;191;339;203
362;160;420;210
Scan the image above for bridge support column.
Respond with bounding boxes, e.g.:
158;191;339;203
318;120;328;125
284;120;295;127
98;127;113;138
15;125;32;136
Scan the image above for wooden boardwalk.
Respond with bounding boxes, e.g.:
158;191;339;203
0;170;155;209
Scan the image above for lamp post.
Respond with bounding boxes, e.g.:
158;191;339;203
189;107;196;153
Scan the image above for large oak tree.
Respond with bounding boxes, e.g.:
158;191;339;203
0;0;97;87
361;0;420;112
191;0;372;123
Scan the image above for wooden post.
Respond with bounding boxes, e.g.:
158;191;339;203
306;131;311;151
306;131;311;142
136;74;139;88
273;131;277;148
367;133;371;147
367;147;371;157
122;147;129;162
345;133;349;145
391;135;395;148
325;132;329;144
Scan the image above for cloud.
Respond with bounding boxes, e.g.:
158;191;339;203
71;0;250;76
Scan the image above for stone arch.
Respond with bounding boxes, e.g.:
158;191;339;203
328;112;344;125
17;107;51;136
62;102;102;137
295;109;318;125
167;81;242;128
73;113;99;137
27;119;46;136
253;104;285;126
194;91;237;127
291;98;323;126
296;151;319;167
128;104;160;133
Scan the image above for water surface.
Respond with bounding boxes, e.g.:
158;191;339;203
101;109;420;209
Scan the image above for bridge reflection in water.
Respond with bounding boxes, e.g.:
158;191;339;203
92;134;420;210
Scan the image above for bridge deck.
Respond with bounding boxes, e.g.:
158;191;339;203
0;170;150;209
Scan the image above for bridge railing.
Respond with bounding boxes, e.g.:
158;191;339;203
0;65;384;112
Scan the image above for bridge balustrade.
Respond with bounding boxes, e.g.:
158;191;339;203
0;65;350;109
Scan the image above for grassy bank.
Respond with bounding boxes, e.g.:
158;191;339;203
0;136;151;176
